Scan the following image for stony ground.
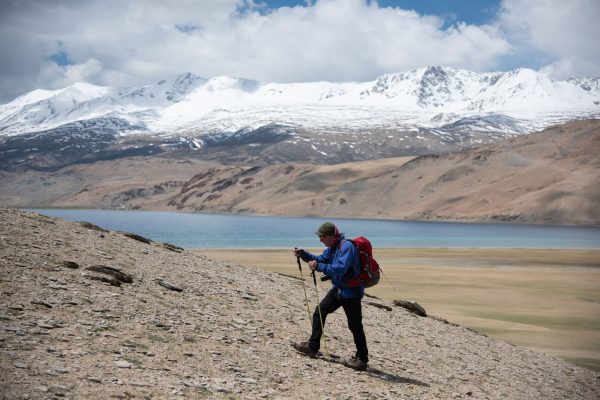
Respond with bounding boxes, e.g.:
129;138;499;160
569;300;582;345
1;208;598;399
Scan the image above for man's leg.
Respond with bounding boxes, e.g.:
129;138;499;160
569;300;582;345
308;289;341;352
342;298;368;362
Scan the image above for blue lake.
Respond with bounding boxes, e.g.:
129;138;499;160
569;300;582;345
28;209;600;249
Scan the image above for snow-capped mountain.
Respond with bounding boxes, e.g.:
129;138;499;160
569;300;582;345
0;66;599;169
0;73;206;136
2;66;599;138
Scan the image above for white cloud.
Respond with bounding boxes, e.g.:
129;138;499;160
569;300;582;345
161;0;511;83
496;0;600;79
0;0;598;103
38;59;104;89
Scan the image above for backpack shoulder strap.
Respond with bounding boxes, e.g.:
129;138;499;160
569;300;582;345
338;237;353;250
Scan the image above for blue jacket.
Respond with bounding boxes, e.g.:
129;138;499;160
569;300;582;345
300;234;364;299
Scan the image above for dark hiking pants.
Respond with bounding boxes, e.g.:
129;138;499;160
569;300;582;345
309;288;369;362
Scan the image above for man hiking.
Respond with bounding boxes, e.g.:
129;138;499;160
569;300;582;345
292;222;369;371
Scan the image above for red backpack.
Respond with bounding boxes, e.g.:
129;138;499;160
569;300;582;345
343;236;380;288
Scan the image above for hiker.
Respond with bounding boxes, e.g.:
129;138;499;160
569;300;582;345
292;222;369;371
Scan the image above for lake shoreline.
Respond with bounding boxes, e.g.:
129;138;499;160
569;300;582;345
193;245;600;250
26;208;600;249
24;206;600;228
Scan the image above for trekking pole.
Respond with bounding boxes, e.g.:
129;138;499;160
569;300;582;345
380;268;399;293
295;251;313;326
311;270;330;360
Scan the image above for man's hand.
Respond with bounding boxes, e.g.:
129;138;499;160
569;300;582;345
292;248;302;258
308;260;318;271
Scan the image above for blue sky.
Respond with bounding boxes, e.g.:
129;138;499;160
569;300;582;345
0;0;598;102
261;0;501;26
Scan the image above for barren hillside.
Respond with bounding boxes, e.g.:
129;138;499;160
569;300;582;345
1;208;598;399
165;119;600;224
1;119;599;224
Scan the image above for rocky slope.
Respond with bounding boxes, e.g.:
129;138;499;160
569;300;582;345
1;208;598;399
2;119;598;225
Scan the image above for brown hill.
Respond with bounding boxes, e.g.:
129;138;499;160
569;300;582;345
1;208;598;399
165;118;600;224
1;119;599;224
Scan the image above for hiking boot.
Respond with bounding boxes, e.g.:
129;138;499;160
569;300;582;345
345;356;368;371
292;341;317;358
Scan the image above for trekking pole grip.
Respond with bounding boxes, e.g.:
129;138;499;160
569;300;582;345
295;248;302;270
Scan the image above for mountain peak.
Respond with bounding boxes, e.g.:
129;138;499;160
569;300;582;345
204;76;260;92
161;72;206;102
1;66;599;139
420;65;455;75
62;82;110;100
157;71;201;85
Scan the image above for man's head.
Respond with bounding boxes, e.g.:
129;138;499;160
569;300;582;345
316;222;337;247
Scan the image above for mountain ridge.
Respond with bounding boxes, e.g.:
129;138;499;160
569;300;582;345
2;66;598;138
1;66;599;170
2;119;598;225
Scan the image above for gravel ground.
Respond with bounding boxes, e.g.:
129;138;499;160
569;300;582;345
1;208;598;399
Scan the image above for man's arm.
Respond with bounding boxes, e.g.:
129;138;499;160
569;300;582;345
316;242;354;278
298;247;332;263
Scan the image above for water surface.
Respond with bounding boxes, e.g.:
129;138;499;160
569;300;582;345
29;209;600;249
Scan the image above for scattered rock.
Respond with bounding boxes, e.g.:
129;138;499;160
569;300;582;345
86;265;133;283
120;231;152;244
367;301;393;311
162;242;184;253
115;360;132;369
48;384;71;396
78;221;108;232
1;325;21;333
54;368;70;374
61;260;80;269
394;300;428;317
127;381;151;387
156;279;183;292
31;299;53;308
48;283;68;290
36;320;64;329
85;274;121;287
